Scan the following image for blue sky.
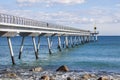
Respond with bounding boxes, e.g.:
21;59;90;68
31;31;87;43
0;0;120;35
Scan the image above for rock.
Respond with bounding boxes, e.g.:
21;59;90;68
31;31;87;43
31;67;43;72
67;77;73;80
56;65;69;72
6;73;17;78
49;76;55;80
98;76;109;80
90;74;97;78
41;75;50;80
82;74;92;80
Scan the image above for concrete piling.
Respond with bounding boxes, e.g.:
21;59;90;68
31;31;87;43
18;37;25;59
7;37;15;65
32;37;38;59
58;36;62;51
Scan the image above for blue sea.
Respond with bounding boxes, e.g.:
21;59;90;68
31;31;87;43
0;36;120;73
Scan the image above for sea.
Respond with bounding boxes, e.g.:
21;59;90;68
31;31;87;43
0;36;120;73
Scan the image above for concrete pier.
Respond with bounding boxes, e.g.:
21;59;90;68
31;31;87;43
0;13;98;64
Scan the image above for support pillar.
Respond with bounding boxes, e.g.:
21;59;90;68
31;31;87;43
76;36;79;46
73;37;75;47
92;34;95;41
37;36;40;54
65;36;69;48
75;36;79;46
68;37;71;47
85;36;87;43
95;34;98;41
89;35;91;42
47;37;52;54
83;36;85;44
87;36;89;43
77;36;80;45
81;36;84;44
73;36;76;46
7;37;15;65
70;36;74;47
58;36;62;51
32;37;38;59
75;36;77;46
87;36;89;42
63;39;65;48
18;37;25;59
88;36;90;42
78;36;81;45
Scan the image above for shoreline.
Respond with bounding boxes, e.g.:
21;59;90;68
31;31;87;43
0;66;120;80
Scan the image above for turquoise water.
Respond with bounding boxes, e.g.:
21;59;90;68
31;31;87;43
0;36;120;73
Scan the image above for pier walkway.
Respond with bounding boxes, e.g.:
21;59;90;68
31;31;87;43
0;13;98;65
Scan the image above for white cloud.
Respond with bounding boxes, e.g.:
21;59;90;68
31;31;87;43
0;7;92;26
54;0;85;4
3;7;120;24
77;7;120;24
16;0;86;7
88;8;106;16
1;6;120;27
17;0;39;3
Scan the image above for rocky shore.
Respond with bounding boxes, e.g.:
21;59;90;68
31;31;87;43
0;65;120;80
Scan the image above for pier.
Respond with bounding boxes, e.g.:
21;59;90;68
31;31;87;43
0;13;98;65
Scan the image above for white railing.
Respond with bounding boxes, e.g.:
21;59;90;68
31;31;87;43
0;13;90;34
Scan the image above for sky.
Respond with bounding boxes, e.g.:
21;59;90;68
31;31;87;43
0;0;120;35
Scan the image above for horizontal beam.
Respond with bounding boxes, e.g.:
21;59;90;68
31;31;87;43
19;32;40;37
0;31;17;37
0;23;90;34
0;31;91;37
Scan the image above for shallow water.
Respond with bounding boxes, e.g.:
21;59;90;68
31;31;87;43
0;36;120;73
